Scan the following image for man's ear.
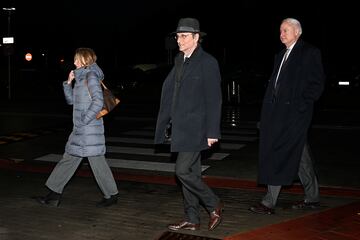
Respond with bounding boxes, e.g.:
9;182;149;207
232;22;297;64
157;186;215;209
194;33;200;41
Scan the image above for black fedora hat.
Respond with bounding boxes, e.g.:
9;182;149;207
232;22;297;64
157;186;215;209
173;18;207;36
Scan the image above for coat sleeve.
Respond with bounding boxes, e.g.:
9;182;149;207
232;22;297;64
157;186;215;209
203;57;222;139
299;47;325;112
82;72;104;124
154;68;175;144
63;81;74;105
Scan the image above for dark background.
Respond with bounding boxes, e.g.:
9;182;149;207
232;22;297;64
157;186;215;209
2;1;360;67
1;0;360;104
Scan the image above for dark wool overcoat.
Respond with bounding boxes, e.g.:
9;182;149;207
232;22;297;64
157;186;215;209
258;39;325;185
63;63;106;157
154;46;222;152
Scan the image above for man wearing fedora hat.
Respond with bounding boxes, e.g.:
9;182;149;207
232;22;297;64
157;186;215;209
155;17;224;231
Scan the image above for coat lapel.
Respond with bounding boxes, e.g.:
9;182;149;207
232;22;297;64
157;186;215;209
275;40;304;89
181;46;203;80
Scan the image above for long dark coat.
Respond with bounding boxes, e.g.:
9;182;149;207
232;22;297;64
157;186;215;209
258;39;325;185
154;46;222;152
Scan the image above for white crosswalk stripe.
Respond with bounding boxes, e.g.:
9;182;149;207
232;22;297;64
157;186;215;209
106;146;229;160
122;129;257;136
220;135;257;141
29;122;258;173
34;154;210;172
119;129;257;143
106;137;246;150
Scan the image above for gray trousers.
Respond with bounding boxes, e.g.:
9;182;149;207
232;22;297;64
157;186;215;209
175;152;219;224
45;152;118;199
261;143;320;208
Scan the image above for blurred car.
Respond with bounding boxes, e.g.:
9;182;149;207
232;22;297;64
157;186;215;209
109;63;172;104
223;65;268;106
327;71;360;90
319;68;360;109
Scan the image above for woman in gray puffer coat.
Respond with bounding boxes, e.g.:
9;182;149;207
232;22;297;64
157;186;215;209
34;48;119;208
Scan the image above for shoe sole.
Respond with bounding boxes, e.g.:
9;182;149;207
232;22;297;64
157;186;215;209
292;205;320;210
168;226;198;231
33;196;60;207
249;207;274;215
96;200;118;208
209;217;222;231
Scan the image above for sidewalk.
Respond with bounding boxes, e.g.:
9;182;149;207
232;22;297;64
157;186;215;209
0;169;359;240
1;100;360;239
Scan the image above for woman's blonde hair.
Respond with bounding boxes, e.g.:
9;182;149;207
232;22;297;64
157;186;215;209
74;48;97;67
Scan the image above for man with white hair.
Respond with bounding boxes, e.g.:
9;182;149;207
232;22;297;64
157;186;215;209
250;18;325;214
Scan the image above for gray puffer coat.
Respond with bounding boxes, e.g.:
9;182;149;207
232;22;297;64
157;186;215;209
63;63;105;157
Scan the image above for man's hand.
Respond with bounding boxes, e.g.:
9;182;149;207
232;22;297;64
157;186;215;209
207;138;218;147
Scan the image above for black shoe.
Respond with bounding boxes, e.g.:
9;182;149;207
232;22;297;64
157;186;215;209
34;191;61;207
292;200;320;209
96;194;118;208
249;203;274;215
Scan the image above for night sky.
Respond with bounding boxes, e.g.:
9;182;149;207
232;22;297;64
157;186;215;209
1;1;360;75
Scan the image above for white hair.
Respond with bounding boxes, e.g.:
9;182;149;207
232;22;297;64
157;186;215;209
282;18;302;35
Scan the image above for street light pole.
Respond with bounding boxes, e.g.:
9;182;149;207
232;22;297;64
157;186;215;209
2;7;15;100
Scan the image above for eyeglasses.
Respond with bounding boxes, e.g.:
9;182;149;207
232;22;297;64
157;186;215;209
175;33;193;40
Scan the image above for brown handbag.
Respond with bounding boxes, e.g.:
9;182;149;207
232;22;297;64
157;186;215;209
96;81;120;119
86;80;120;119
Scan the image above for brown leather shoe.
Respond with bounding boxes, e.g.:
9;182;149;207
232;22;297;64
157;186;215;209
292;200;320;209
208;201;224;231
249;203;274;215
168;221;200;231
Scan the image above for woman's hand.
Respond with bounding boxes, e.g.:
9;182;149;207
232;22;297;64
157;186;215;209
67;70;75;84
